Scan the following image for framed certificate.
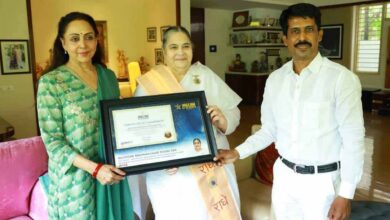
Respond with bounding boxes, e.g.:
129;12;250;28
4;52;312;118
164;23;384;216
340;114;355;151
101;91;218;175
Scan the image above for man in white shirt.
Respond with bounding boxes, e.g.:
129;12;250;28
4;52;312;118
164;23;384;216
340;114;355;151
215;3;365;220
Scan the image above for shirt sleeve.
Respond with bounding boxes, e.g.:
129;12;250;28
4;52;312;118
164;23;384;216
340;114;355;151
37;75;77;175
236;75;276;159
335;71;365;199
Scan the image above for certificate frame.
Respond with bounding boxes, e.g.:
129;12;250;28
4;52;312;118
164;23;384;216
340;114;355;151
101;91;218;175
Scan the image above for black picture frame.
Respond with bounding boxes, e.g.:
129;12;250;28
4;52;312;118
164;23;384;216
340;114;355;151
147;27;157;42
160;26;170;41
0;40;31;74
232;11;249;27
100;91;218;175
155;48;164;65
319;24;343;59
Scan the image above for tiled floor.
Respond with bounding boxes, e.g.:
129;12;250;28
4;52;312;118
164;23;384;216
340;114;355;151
227;105;390;202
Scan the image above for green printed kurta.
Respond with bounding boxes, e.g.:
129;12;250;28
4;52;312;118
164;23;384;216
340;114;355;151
37;66;99;219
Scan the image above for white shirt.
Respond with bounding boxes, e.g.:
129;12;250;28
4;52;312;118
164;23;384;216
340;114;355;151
236;53;365;199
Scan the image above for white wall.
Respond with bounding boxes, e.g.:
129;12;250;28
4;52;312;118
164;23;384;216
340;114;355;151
204;7;284;80
0;0;38;138
204;8;233;79
180;0;191;31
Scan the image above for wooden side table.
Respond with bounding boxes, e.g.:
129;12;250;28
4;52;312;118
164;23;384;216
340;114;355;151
362;88;381;112
0;117;14;142
225;72;269;105
372;91;390;115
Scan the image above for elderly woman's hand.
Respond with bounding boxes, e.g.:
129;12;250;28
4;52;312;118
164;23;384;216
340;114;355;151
207;105;227;133
96;164;125;185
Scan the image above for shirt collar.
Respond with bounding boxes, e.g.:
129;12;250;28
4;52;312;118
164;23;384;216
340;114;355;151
287;52;323;76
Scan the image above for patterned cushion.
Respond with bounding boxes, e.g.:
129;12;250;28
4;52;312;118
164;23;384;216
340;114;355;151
255;143;279;185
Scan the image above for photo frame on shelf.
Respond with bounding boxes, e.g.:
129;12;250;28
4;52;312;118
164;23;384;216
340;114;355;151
266;18;276;27
155;48;164;65
160;26;170;41
319;24;343;59
96;20;109;63
0;40;30;74
267;32;281;44
147;27;157;42
232;11;249;27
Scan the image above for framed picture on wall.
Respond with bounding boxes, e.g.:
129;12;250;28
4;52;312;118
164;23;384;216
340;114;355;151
147;27;157;42
0;40;31;74
319;24;343;59
160;26;170;41
96;20;109;64
155;48;164;65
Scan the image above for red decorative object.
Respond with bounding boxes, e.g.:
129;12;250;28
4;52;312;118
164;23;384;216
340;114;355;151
255;143;279;185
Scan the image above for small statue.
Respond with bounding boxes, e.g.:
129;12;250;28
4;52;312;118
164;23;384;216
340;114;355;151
117;49;128;79
138;56;150;74
251;60;260;73
275;56;283;69
259;52;268;73
229;54;246;72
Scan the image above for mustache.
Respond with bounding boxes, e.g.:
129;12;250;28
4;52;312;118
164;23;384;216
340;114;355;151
294;41;312;47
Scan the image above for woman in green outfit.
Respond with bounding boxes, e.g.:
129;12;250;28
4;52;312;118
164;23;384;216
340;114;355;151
37;12;134;219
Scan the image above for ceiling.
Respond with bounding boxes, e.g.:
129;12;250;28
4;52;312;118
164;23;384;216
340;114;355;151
190;0;376;10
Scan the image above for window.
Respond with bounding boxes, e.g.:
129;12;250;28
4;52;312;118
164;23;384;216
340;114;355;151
387;3;390;18
355;4;383;73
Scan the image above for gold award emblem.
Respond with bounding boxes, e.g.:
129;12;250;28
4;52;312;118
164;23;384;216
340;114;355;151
193;74;200;84
164;131;172;138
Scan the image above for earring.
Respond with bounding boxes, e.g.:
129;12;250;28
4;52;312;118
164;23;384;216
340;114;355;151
64;50;67;55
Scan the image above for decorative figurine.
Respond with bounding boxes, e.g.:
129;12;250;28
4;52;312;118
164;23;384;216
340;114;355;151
259;52;268;73
138;56;150;74
251;60;260;73
117;49;129;79
275;56;283;69
229;53;246;72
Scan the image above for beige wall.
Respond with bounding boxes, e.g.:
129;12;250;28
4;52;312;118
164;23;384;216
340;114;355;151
321;6;353;68
31;0;176;75
0;0;38;139
322;6;387;89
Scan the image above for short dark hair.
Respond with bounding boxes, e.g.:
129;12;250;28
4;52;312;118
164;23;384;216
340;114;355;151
193;138;201;144
279;3;321;36
43;12;105;75
162;25;193;49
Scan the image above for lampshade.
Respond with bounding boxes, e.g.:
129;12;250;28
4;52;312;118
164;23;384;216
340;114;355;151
128;61;141;94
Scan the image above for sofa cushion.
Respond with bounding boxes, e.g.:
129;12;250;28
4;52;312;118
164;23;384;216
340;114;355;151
28;175;49;220
255;144;279;185
8;216;32;220
239;178;273;220
0;137;48;220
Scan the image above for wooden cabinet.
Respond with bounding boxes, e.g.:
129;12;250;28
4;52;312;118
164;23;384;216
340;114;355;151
225;72;268;105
